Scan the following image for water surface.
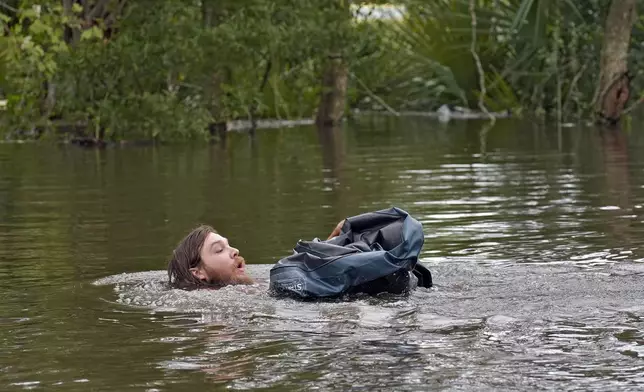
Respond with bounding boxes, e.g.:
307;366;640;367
2;118;644;391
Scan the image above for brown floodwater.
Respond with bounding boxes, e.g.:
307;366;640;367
2;117;644;391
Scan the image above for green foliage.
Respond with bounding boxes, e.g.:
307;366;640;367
494;0;604;119
1;1;71;130
0;0;642;141
1;0;350;140
51;1;214;141
351;1;488;111
350;0;632;122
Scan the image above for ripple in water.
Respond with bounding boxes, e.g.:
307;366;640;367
91;261;644;391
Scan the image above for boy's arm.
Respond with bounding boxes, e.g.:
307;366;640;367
326;219;345;240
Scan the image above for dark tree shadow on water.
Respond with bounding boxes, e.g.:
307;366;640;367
248;130;258;161
317;124;349;224
317;125;345;178
598;126;631;208
596;125;633;243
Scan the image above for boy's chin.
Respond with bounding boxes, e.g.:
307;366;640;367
230;274;255;285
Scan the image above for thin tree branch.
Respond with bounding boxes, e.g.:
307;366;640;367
350;72;400;116
258;59;272;93
469;0;495;124
562;63;587;115
0;1;17;13
554;8;562;128
591;71;625;111
104;0;127;29
249;58;273;132
86;0;112;21
623;96;644;115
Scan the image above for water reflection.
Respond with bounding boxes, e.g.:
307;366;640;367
3;119;644;390
317;124;345;177
596;127;634;243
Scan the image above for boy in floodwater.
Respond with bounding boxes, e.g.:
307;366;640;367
167;221;345;290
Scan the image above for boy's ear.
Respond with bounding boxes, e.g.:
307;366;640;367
190;267;207;281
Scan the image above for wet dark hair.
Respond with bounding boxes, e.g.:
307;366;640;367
167;225;217;289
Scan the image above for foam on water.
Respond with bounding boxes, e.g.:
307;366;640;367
90;261;644;391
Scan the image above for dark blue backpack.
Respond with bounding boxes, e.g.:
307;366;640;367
269;207;432;299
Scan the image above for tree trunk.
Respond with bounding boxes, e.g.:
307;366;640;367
62;0;81;45
595;0;637;125
202;0;215;28
315;54;348;127
202;0;228;139
250;58;272;135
